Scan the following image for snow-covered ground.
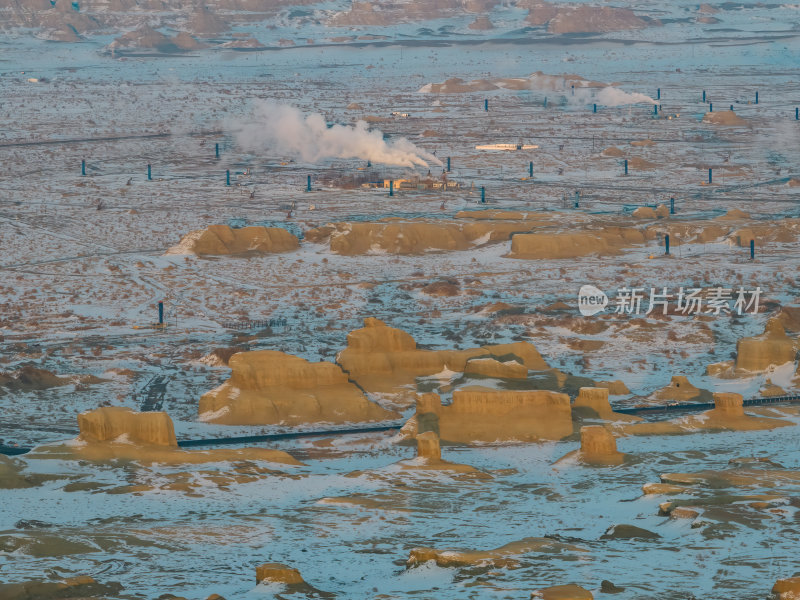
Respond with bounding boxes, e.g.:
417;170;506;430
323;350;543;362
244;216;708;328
1;2;800;597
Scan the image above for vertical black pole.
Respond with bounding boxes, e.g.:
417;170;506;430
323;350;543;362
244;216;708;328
657;88;661;100
755;91;759;104
307;175;311;192
709;103;713;112
226;170;230;186
703;90;706;102
750;239;755;260
670;197;675;215
215;143;219;159
624;159;628;176
529;161;533;177
665;234;670;255
81;160;85;176
708;168;712;184
480;186;485;203
389;180;393;197
447;157;451;172
158;301;164;325
147;164;151;181
484;99;488;112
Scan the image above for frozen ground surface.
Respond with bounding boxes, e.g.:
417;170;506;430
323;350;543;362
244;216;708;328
1;2;800;597
3;417;800;599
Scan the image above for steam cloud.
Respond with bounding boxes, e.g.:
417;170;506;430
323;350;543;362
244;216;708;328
229;101;441;168
526;74;655;106
594;87;656;106
556;85;655;107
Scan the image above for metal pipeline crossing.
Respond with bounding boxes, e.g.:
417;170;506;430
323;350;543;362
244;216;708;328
3;395;800;456
613;394;800;415
0;423;404;456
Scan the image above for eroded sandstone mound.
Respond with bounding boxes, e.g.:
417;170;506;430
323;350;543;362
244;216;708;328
255;563;304;585
484;341;549;370
309;219;544;255
408;537;584;569
524;1;648;34
649;375;712;404
646;222;728;244
416;430;441;462
398;430;481;474
703;110;749;126
632;206;657;219
421;71;608;94
509;227;650;259
728;219;800;246
531;583;594;600
199;349;398;425
337;319;551;401
464;357;528;379
735;319;797;373
337;317;486;396
596;380;630;395
329;0;498;27
468;15;494;30
414;388;572;443
577;426;625;465
572;387;640;422
166;225;299;256
772;577;800;599
0;365;71;391
35;407;302;466
78;406;177;446
716;208;751;220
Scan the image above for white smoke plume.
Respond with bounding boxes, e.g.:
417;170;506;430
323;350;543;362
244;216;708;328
228;101;441;168
554;85;655;107
525;73;655;106
595;87;656;106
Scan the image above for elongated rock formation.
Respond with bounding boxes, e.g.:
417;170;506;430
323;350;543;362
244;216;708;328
78;406;177;446
414;388;572;443
255;564;304;585
408;537;584;569
531;584;594;600
199;350;398;425
508;227;650;259
337;318;550;402
167;225;299;255
44;406;303;466
735;319;796;373
307;219;547;255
